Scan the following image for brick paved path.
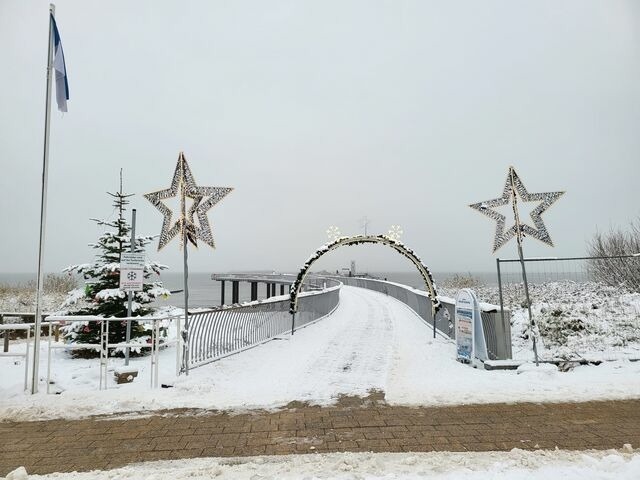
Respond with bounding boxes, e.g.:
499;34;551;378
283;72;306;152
2;395;639;476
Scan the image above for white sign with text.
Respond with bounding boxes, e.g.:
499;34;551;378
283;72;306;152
119;252;145;292
455;289;476;363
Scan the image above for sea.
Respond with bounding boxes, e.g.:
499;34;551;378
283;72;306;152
0;271;497;309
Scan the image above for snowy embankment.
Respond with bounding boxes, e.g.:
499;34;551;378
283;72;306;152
5;450;640;480
0;292;65;314
1;286;640;421
439;281;640;362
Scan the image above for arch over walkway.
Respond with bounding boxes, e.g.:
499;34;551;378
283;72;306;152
289;234;440;316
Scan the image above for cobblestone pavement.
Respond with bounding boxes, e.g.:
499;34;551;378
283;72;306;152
2;394;639;476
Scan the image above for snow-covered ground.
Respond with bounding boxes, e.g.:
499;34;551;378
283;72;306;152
1;286;640;421
5;449;640;479
440;281;640;362
511;282;640;362
0;292;65;315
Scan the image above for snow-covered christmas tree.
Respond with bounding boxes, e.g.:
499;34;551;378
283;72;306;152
61;179;170;357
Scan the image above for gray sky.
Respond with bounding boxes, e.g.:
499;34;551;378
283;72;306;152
1;0;639;276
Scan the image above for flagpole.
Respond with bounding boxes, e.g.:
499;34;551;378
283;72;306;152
31;4;56;394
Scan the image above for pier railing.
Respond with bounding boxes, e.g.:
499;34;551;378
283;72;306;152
185;278;341;370
333;276;512;360
332;276;454;338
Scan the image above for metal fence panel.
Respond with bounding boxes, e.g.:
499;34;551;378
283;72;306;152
186;279;341;370
336;277;442;335
333;276;512;360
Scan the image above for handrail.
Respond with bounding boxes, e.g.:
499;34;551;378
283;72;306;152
192;279;341;315
329;276;456;340
185;279;342;370
0;323;32;391
25;278;342;390
42;315;180;392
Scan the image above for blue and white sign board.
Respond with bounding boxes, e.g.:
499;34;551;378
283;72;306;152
455;288;488;367
455;289;475;363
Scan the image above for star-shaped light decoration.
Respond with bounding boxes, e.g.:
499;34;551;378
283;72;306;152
326;226;341;241
386;225;403;242
469;166;564;253
144;152;233;250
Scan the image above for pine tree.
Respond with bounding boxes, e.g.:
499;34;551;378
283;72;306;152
61;178;170;357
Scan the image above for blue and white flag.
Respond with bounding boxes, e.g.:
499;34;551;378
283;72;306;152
50;14;69;112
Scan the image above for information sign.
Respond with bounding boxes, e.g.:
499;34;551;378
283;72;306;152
455;289;478;363
119;252;145;292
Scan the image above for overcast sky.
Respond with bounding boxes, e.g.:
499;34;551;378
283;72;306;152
1;0;639;276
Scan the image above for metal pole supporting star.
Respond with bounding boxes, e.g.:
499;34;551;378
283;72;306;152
469;166;564;365
144;152;233;375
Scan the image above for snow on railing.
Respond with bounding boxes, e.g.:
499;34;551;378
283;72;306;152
332;276;456;339
35;278;341;390
43;314;181;393
0;323;32;391
185;279;342;370
333;276;513;360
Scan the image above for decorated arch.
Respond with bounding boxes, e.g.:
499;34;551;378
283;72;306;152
289;234;440;316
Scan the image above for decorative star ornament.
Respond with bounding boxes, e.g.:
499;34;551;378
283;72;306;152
469;166;564;253
386;225;403;241
144;152;233;250
326;226;341;241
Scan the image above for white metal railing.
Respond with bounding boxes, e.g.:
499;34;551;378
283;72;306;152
0;323;32;391
12;276;340;392
333;275;512;360
329;276;452;337
185;280;341;370
43;315;182;393
1;312;50;352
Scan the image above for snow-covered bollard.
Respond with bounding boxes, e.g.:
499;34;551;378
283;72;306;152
114;367;139;384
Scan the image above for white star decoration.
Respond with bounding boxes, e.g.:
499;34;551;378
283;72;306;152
326;226;341;241
386;225;403;241
144;152;233;250
469;167;564;253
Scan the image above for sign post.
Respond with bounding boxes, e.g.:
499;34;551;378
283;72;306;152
120;253;144;291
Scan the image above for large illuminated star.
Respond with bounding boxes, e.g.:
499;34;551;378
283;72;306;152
144;152;233;250
469;166;564;252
